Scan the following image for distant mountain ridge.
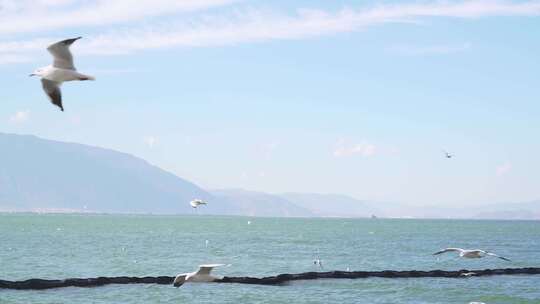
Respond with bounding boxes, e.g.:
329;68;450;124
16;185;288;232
0;133;538;219
211;189;312;217
280;193;382;218
0;132;217;214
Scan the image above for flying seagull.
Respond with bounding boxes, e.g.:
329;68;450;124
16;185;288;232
433;248;511;261
313;249;323;269
190;199;207;208
30;37;95;111
443;150;453;159
173;264;226;287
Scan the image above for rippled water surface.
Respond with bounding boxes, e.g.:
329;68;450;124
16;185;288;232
1;214;539;303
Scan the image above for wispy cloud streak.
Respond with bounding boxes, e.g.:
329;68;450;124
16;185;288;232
1;1;540;61
496;162;512;177
0;0;238;34
334;140;377;158
8;110;30;123
389;43;472;55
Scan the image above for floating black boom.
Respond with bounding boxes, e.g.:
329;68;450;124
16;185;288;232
1;268;539;290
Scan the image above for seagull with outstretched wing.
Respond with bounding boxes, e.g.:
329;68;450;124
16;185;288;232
433;248;510;261
190;199;207;208
30;37;95;111
442;150;453;159
173;264;227;287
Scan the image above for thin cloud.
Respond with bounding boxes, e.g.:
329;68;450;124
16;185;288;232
2;1;540;61
334;140;377;158
143;135;158;148
256;140;280;159
0;53;32;64
72;1;540;55
0;0;239;34
68;115;81;125
389;43;472;55
496;162;512;177
86;68;137;75
9;110;30;124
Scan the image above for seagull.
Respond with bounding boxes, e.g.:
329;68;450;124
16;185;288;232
313;250;323;269
173;264;226;287
30;37;95;111
314;258;323;269
189;199;207;208
443;150;453;159
433;248;511;261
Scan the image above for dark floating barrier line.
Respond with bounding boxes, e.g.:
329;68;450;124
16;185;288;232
1;268;539;290
217;267;540;285
0;276;175;290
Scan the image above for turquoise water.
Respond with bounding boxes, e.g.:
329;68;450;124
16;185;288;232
0;214;539;303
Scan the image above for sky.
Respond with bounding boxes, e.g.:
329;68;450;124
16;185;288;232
1;0;539;207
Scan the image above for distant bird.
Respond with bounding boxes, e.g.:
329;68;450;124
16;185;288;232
433;248;510;261
314;250;323;269
173;264;226;287
30;37;95;111
190;199;207;208
460;272;477;277
443;150;453;159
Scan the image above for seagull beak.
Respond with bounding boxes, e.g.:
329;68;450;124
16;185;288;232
29;73;36;77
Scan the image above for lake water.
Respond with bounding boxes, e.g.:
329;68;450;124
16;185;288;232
1;214;539;303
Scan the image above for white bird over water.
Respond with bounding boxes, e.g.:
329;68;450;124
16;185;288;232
433;248;511;261
30;37;95;111
313;249;323;269
190;199;207;208
173;264;226;287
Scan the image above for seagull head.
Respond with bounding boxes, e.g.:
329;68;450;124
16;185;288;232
29;68;46;77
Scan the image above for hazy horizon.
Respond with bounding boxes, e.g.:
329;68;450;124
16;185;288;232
1;132;538;219
2;131;539;210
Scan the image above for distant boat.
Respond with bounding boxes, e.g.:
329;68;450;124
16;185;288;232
371;214;377;219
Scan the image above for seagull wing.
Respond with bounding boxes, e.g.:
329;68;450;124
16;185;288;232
41;79;63;111
173;274;188;287
433;248;463;255
485;251;511;261
47;37;81;70
195;264;226;275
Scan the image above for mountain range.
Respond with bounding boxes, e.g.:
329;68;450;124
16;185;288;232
0;133;538;219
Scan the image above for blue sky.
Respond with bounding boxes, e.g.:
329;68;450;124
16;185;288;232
1;0;539;206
